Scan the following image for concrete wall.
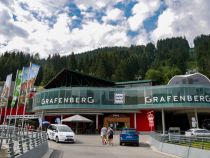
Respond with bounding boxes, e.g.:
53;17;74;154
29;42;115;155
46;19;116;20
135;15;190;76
17;142;48;158
149;136;210;158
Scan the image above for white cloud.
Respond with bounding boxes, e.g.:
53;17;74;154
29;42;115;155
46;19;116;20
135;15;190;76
151;0;210;46
1;0;210;57
74;0;119;10
133;29;150;46
102;8;124;22
151;9;175;42
0;9;28;39
0;0;132;57
128;0;161;31
65;20;131;53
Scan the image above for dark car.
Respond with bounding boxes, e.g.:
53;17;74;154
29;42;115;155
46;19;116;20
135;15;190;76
120;128;139;146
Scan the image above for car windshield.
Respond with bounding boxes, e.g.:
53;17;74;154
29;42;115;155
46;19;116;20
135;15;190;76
57;126;72;132
122;129;137;134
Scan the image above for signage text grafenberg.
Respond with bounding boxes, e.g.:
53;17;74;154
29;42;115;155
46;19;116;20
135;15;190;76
41;97;94;105
145;95;210;104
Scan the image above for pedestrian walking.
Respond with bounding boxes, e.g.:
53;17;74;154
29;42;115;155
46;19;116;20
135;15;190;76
100;126;107;145
107;127;114;145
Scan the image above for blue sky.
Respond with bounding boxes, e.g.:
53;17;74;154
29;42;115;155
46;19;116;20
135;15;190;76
0;0;210;58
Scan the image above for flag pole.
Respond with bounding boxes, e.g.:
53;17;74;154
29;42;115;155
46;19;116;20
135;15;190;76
21;63;31;130
13;68;24;135
8;70;18;128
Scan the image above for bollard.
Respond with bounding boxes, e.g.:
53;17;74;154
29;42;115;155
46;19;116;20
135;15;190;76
19;137;24;154
31;131;35;148
26;137;30;151
39;132;43;144
8;138;15;158
0;138;3;149
35;132;39;146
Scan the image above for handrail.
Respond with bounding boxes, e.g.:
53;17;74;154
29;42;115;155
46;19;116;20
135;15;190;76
0;127;47;158
150;132;210;150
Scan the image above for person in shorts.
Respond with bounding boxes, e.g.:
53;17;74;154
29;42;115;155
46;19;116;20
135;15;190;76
107;127;114;145
100;126;107;145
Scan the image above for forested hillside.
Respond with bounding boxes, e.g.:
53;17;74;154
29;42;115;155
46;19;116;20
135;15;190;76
0;35;210;86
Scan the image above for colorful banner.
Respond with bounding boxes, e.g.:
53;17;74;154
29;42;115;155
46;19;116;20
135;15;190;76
28;63;40;89
0;74;12;107
20;67;29;95
19;63;40;105
11;70;22;108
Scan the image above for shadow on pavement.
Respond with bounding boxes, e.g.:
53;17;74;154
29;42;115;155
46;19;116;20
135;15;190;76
139;142;150;148
49;149;63;158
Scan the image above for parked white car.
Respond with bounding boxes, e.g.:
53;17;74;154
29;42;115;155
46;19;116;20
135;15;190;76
47;124;75;143
185;128;210;137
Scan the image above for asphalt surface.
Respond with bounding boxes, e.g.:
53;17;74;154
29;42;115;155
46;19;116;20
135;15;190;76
47;135;175;158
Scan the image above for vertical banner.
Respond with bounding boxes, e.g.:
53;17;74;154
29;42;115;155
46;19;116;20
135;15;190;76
19;64;40;105
0;74;12;124
11;70;22;108
21;63;40;129
0;74;13;107
19;67;30;105
28;63;40;89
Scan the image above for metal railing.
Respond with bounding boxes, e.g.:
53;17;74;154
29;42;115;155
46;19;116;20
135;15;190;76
0;127;47;158
151;132;210;150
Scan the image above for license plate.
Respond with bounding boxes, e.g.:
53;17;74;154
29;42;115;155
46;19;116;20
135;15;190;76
126;136;132;138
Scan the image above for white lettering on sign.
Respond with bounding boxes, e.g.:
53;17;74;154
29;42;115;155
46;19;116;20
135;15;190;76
41;97;95;105
145;95;210;104
114;93;125;104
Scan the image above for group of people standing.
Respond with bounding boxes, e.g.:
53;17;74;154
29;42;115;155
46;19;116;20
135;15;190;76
100;126;114;145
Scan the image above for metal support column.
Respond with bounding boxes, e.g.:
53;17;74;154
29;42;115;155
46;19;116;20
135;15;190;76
134;113;137;129
161;109;165;135
96;114;98;130
194;109;199;128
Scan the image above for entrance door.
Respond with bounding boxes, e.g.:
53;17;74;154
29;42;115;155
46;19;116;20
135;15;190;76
104;114;130;131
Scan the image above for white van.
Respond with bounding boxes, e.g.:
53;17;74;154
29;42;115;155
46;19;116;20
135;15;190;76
47;124;75;143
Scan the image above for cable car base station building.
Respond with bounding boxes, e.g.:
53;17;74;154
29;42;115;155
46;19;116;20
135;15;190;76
32;69;210;134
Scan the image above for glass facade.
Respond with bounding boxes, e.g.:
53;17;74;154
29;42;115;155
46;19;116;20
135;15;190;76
33;84;210;112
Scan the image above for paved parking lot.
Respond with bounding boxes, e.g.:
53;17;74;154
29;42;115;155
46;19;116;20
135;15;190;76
47;134;175;158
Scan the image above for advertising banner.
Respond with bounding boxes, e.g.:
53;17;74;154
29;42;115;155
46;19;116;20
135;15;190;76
19;63;40;105
11;70;22;108
0;74;12;107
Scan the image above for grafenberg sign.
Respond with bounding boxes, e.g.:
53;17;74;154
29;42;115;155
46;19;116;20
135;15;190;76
41;97;95;105
145;95;210;104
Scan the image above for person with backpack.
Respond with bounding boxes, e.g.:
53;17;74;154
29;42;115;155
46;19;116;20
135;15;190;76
107;127;114;146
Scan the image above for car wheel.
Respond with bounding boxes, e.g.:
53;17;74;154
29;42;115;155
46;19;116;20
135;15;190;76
55;136;59;143
120;142;123;146
136;143;139;146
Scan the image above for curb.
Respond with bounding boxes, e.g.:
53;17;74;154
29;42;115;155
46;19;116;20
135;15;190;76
42;148;54;158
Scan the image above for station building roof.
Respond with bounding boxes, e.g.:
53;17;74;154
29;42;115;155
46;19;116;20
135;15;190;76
168;72;210;85
44;69;156;89
44;69;115;89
